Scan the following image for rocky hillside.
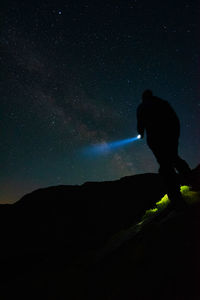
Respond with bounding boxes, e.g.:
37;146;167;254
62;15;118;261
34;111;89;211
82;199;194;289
0;166;199;299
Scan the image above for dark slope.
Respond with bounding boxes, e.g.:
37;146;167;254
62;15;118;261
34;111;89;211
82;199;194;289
0;173;166;256
87;201;200;300
0;166;199;299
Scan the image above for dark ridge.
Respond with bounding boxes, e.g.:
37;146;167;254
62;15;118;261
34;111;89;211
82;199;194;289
0;167;199;299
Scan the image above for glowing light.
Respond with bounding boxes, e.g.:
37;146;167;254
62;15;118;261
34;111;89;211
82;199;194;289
137;134;142;139
83;135;141;156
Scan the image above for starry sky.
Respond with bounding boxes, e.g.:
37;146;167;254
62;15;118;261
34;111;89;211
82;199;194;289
1;0;199;203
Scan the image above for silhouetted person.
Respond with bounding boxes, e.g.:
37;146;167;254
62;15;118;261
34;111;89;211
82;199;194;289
137;90;191;211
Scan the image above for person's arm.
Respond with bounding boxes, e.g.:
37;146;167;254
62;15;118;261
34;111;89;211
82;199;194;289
137;105;145;138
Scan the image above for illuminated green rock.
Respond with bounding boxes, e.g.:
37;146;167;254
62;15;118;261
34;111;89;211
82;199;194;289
142;186;200;221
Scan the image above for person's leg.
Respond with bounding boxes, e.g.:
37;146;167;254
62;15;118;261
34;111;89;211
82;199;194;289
175;156;191;178
149;143;186;211
159;163;186;211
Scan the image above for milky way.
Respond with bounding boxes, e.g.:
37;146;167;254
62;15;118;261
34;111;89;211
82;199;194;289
1;0;199;203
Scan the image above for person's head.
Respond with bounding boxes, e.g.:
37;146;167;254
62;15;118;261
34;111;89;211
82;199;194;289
142;90;153;102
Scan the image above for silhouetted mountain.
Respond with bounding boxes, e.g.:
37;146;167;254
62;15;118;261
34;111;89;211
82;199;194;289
0;173;166;255
0;167;199;299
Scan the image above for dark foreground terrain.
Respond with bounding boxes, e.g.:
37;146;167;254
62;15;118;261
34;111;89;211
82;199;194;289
0;166;200;299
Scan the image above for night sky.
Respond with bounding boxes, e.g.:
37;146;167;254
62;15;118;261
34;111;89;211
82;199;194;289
1;0;199;203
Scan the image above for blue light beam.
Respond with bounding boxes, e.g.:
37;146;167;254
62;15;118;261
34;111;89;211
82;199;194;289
83;135;141;156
